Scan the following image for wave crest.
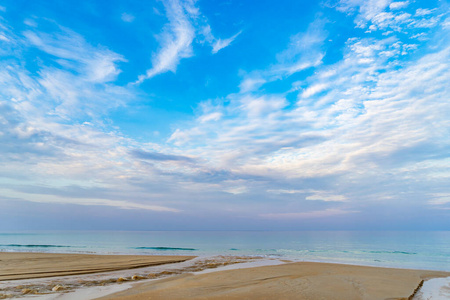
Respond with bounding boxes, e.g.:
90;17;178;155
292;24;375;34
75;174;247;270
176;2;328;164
133;246;196;251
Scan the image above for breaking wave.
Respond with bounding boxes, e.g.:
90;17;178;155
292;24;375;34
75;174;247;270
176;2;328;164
132;246;197;251
0;244;73;248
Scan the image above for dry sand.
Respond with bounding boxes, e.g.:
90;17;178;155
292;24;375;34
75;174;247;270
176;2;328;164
98;262;450;300
0;252;195;281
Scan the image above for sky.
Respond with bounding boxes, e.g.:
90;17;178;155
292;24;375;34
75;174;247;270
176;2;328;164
0;0;449;231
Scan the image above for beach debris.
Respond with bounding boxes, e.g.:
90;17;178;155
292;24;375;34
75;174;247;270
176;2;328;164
160;270;178;276
407;280;424;300
52;285;64;291
131;275;145;280
101;279;117;285
117;277;127;282
21;289;32;295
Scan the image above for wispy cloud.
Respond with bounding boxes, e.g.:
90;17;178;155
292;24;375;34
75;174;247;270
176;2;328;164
389;2;409;10
24;28;125;83
261;208;358;219
121;12;135;23
131;149;195;163
135;0;196;83
238;18;327;93
336;0;444;32
135;0;242;84
0;188;180;212
306;192;347;202
267;189;347;202
0;18;162;212
211;30;242;54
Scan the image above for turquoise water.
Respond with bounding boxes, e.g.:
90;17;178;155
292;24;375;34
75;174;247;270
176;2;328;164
0;231;449;271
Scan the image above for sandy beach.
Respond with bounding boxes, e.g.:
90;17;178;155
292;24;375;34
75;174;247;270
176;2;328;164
99;261;450;300
1;253;449;300
0;252;195;281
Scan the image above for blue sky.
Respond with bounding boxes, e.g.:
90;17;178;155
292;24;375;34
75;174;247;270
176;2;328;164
0;0;449;230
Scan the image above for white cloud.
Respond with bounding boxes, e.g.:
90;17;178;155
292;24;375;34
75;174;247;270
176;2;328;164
224;186;248;195
239;77;267;93
135;0;196;83
428;194;450;205
199;112;223;123
236;18;327;94
301;83;328;98
240;95;286;118
275;19;326;74
24;28;125;83
389;1;409;10
260;208;358;219
0;19;180;213
306;192;347;202
410;16;440;28
337;0;392;27
24;19;38;27
0;33;9;42
121;12;135;22
211;30;242;54
1;189;180;212
267;189;347;202
267;189;308;194
135;0;242;84
443;17;450;30
415;8;435;17
11;23;132;120
199;23;242;54
165;20;450;216
337;0;443;33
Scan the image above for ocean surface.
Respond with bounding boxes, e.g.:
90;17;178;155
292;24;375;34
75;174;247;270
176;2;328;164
1;231;449;271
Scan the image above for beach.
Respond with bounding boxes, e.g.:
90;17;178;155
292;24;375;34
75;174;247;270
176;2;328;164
1;253;449;299
0;252;195;281
99;261;450;300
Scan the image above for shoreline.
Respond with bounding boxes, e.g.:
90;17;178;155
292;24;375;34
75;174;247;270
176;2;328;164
1;252;449;299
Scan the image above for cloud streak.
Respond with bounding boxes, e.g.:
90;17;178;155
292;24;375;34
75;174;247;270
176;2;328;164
135;0;196;83
135;0;242;84
261;208;358;219
131;149;195;163
211;30;242;54
238;18;327;93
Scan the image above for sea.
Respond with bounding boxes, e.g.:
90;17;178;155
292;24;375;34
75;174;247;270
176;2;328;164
1;230;449;271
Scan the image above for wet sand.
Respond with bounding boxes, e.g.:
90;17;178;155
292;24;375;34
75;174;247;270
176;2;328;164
98;262;450;300
0;252;195;281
